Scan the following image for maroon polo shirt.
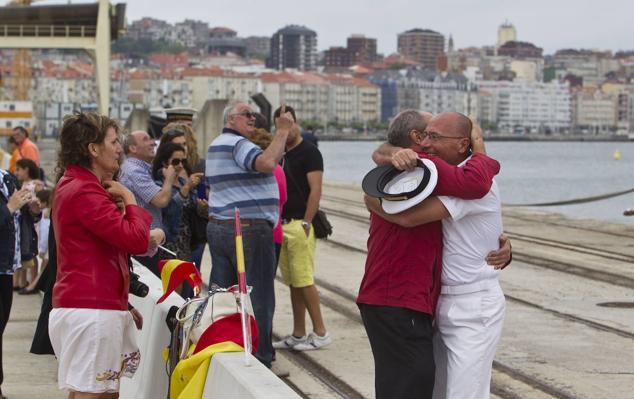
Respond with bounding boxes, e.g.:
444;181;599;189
357;153;500;315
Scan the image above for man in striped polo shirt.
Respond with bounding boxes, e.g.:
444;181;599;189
205;102;293;368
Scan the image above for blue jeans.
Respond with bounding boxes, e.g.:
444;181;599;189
207;222;276;367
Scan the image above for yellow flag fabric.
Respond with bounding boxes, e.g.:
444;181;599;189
170;341;244;399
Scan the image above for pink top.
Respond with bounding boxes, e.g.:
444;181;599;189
273;165;287;244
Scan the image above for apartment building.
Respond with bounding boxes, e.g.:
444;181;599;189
397;29;444;70
261;71;380;124
267;25;318;71
477;80;571;132
184;68;260;110
368;69;476;121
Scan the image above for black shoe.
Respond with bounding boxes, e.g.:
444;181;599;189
18;287;38;295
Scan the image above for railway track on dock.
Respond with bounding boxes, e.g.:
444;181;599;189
320;194;634;290
280;192;634;397
287;232;634;399
278;239;590;399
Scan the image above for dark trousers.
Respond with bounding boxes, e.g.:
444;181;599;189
207;222;276;368
181;243;205;299
0;275;14;386
359;304;435;399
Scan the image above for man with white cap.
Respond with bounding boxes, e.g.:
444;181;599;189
165;107;196;126
365;112;508;399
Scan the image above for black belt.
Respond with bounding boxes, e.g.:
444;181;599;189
209;217;268;226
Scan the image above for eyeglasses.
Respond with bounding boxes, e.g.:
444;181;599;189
170;158;188;166
418;131;467;141
231;111;257;119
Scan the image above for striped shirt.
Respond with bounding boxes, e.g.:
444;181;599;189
119;157;162;229
205;128;279;225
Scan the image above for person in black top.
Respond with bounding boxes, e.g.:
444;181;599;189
271;105;332;351
301;129;319;148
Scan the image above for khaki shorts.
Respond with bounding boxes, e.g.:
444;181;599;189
278;219;316;288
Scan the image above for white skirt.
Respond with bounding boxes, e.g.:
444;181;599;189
49;308;140;393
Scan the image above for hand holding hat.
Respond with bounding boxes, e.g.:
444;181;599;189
392;148;420;171
362;158;438;214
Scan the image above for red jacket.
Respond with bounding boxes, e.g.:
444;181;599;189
357;153;500;315
52;165;151;310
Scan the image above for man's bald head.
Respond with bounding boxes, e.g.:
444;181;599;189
123;130;145;155
422;112;473;165
388;109;433;148
427;112;472;138
123;130;156;162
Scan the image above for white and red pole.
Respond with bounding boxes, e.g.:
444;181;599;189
234;207;252;366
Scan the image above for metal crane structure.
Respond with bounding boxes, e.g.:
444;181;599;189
8;0;35;101
0;0;126;114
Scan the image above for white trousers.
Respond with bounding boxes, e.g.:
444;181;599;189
432;278;506;399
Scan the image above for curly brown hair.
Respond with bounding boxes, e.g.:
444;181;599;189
249;128;273;150
162;122;200;170
55;112;120;181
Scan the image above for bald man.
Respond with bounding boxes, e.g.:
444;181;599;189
366;112;508;399
358;110;506;399
119;130;175;275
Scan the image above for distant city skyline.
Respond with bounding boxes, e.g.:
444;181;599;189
2;0;632;54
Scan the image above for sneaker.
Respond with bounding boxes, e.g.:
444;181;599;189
272;334;307;349
293;331;332;351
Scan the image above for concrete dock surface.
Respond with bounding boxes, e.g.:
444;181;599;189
3;139;633;398
2;292;65;399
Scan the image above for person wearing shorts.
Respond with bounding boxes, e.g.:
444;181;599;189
50;112;151;398
272;105;331;351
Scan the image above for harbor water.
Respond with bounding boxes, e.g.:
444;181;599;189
320;141;634;225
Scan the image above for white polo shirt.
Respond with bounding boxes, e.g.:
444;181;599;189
438;159;503;286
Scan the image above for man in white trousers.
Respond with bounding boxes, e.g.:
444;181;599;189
366;112;507;399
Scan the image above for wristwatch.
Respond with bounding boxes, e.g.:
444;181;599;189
301;220;311;229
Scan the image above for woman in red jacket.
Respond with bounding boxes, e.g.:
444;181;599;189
49;112;152;398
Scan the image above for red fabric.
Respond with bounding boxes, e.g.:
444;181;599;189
193;313;259;355
356;153;500;315
52;165;152;310
156;260;202;304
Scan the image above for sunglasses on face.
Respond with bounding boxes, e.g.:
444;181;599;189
232;111;257;119
170;158;187;167
165;129;184;138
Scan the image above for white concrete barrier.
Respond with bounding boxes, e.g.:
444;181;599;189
203;353;299;399
120;260;300;399
120;261;184;399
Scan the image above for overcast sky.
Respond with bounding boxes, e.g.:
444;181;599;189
6;0;634;55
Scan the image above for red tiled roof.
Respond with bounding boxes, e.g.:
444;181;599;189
260;70;375;88
149;52;189;66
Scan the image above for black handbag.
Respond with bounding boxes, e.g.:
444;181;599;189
311;209;333;239
284;157;333;239
188;205;208;248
